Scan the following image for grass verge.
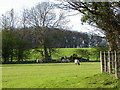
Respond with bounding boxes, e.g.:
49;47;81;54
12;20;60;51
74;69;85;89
84;73;120;89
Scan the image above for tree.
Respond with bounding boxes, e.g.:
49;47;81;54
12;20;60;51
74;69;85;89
76;49;90;60
2;30;13;63
93;46;108;60
22;2;69;61
63;1;120;51
1;9;31;63
1;9;16;62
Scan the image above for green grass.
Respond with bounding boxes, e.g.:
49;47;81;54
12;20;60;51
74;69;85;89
29;48;98;61
2;62;100;88
84;73;120;88
54;48;97;61
52;48;80;59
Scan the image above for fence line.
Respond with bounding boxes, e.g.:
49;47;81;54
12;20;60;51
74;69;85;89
100;51;120;78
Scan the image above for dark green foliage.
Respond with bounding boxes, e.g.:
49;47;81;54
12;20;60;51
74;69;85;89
90;47;108;60
76;49;90;60
32;27;107;62
2;29;14;63
34;28;107;48
75;47;108;60
2;29;31;63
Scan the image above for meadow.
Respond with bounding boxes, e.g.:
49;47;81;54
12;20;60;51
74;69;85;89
30;48;99;61
2;62;119;88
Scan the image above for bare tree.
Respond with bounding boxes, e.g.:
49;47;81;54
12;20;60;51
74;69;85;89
24;2;69;28
21;2;69;61
0;9;19;30
22;9;29;28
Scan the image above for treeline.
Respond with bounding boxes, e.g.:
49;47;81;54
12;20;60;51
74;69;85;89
2;29;32;63
29;27;107;48
1;1;107;63
2;27;107;63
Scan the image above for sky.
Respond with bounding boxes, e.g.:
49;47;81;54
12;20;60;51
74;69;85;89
0;0;103;35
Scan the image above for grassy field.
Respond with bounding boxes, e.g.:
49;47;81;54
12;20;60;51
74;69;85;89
2;62;119;88
30;48;98;61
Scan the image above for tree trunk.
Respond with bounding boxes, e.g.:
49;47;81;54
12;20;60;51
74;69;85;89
44;45;51;62
48;48;52;60
106;31;118;51
4;57;9;63
11;56;13;62
18;49;21;62
108;39;118;51
10;49;13;62
98;19;119;51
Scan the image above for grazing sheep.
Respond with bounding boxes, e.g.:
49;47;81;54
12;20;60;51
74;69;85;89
61;59;70;63
56;59;61;63
74;59;80;65
36;59;43;63
61;59;66;63
66;59;70;63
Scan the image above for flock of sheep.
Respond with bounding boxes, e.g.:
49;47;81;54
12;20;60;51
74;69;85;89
36;59;70;63
36;57;80;65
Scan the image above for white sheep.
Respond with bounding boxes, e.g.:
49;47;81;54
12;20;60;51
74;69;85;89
36;59;43;63
74;59;80;65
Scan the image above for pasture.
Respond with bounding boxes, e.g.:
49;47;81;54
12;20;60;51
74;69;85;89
2;62;120;89
30;48;99;61
2;62;100;88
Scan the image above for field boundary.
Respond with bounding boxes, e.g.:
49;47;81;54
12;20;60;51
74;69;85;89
100;51;120;78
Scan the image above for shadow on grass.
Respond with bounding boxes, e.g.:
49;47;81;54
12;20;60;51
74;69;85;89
1;63;74;67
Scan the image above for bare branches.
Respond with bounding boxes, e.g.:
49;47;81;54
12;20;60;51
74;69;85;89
1;9;16;30
20;2;69;30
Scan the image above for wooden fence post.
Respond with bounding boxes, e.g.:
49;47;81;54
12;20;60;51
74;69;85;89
104;51;107;72
108;51;112;74
117;51;120;79
111;51;115;74
114;51;118;78
100;50;120;79
100;51;102;73
100;51;104;73
106;52;108;73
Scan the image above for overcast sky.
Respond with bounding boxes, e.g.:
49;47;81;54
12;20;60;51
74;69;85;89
0;0;103;35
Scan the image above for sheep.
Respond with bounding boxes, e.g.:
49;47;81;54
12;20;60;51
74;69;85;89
36;59;43;63
61;59;66;63
74;59;80;65
66;59;70;63
56;59;61;63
